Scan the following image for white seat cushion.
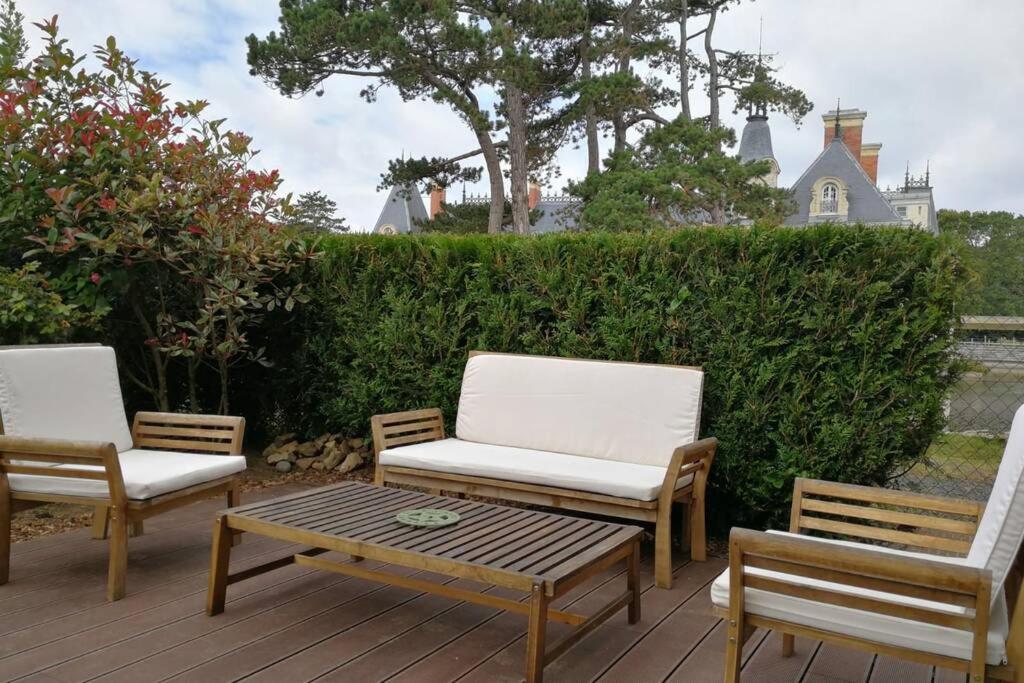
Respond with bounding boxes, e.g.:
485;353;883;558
710;531;1009;665
0;346;133;452
7;448;246;501
456;353;703;467
379;438;692;501
967;403;1024;604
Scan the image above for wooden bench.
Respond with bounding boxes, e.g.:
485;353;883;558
372;351;717;589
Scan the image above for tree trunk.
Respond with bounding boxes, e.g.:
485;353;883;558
217;357;229;415
703;5;725;224
679;0;691;120
129;296;169;411
704;6;720;131
505;81;530;235
187;356;200;413
612;0;641;154
477;131;505;234
582;24;600;175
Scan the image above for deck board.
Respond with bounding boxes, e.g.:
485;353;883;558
0;484;969;682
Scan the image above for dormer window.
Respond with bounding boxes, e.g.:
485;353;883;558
821;183;839;214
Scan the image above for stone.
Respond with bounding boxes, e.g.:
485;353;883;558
266;450;295;465
275;460;292;473
272;432;296;447
311;461;325;471
296;457;317;471
295;441;320;458
335;451;364;474
321;449;343;471
313;433;331;450
347;437;365;450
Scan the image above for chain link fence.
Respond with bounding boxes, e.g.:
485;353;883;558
898;319;1024;500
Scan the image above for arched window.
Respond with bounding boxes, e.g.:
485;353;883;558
821;183;839;213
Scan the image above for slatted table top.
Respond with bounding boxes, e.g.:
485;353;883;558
223;481;643;595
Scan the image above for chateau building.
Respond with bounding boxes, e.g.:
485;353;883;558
739;106;937;233
374;104;936;234
372;180;580;234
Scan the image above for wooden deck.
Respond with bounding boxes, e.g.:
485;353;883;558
1;485;969;683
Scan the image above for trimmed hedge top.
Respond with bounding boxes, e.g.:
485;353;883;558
273;226;965;527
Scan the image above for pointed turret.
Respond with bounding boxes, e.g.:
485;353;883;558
738;114;780;188
372;184;428;234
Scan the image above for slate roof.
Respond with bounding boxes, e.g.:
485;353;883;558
784;137;903;226
738;114;776;163
531;199;582;233
372;184;429;234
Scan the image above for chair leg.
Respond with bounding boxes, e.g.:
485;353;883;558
689;497;707;562
129;520;144;537
107;506;129;602
655;502;673;589
781;633;794;657
227;487;242;547
91;505;109;540
723;614;744;682
0;476;10;585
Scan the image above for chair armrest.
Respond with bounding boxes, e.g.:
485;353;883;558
726;527;992;661
658;437;718;507
132;412;246;455
0;434;127;504
789;478;985;556
370;408;445;457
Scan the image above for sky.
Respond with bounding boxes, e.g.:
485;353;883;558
20;0;1024;231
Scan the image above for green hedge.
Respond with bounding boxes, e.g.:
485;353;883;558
272;226;965;528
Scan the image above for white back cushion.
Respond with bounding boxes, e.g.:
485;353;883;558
455;353;703;467
968;403;1024;603
0;346;133;452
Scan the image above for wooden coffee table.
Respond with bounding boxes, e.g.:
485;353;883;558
206;481;643;682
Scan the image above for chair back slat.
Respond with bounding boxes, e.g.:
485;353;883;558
792;479;983;556
131;413;244;454
371;409;445;456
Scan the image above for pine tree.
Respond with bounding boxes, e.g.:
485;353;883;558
286;191;348;233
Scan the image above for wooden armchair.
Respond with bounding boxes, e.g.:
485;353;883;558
0;345;246;601
713;404;1024;682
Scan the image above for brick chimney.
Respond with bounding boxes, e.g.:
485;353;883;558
429;184;445;219
528;181;541;210
823;108;867;161
860;142;882;185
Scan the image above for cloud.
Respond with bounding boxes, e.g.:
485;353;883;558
18;0;1024;229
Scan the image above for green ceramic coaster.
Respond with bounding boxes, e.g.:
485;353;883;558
395;508;461;528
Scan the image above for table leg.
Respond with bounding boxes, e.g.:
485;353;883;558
628;541;641;624
525;582;549;683
206;514;233;616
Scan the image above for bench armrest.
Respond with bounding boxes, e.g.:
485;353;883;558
0;434;127;504
726;527;992;670
370;408;445;458
658;437;717;508
132;412;246;455
789;478;985;556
